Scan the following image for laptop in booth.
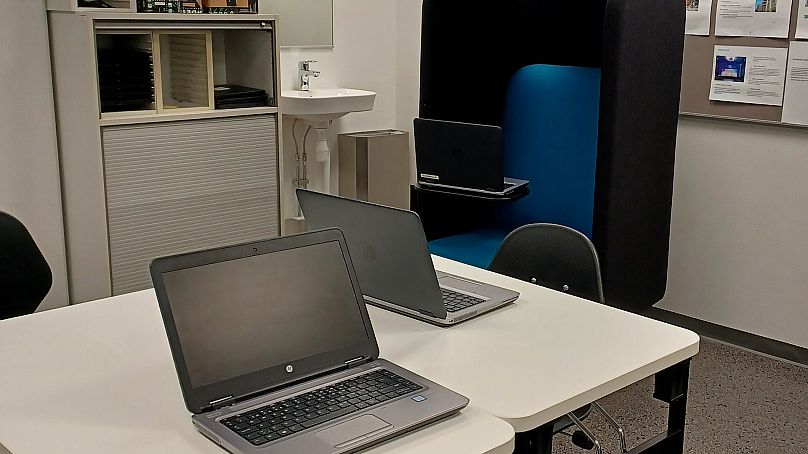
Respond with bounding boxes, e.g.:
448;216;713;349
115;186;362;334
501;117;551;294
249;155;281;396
150;228;468;454
413;117;529;196
296;190;520;326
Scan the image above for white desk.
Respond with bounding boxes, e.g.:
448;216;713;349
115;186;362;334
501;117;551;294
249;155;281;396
0;291;514;454
0;256;698;454
369;257;700;453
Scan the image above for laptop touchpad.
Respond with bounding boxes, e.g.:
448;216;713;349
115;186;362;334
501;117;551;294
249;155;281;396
316;415;392;448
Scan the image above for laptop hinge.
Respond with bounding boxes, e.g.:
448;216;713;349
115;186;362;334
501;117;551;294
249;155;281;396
345;356;370;368
209;395;236;410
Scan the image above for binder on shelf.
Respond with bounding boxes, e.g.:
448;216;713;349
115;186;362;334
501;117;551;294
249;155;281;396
213;84;269;109
97;47;155;114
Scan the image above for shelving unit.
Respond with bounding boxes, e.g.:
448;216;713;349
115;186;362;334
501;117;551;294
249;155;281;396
47;9;283;303
46;0;135;12
90;18;277;121
45;0;257;13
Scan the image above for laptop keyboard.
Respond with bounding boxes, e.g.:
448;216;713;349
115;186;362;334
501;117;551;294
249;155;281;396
220;369;423;446
441;288;486;313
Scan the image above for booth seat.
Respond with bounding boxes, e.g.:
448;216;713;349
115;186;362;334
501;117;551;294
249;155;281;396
428;64;601;269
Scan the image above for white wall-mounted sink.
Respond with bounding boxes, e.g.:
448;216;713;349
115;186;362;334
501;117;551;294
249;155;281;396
281;88;376;122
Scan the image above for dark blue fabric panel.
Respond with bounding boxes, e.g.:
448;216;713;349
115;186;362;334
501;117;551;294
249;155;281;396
428;227;513;270
498;65;601;239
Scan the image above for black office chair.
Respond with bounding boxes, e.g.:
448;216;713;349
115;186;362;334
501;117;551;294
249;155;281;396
489;223;626;453
0;211;52;320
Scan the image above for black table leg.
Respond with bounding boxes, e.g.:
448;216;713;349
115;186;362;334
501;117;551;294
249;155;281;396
514;423;553;454
628;359;691;454
512;359;691;454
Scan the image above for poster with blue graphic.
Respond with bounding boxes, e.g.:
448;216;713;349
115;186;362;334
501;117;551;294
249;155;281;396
715;56;747;82
710;46;788;106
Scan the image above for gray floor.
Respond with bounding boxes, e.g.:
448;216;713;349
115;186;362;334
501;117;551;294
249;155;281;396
552;338;808;454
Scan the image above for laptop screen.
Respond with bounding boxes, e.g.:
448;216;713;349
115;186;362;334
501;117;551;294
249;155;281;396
161;239;369;389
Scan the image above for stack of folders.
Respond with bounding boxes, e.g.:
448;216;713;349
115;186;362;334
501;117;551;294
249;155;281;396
213;84;270;109
97;49;155;113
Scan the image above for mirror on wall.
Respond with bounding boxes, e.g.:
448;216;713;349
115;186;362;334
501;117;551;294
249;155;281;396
261;0;334;48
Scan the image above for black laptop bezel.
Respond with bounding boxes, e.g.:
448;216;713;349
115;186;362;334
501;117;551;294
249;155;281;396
413;117;505;192
150;228;380;415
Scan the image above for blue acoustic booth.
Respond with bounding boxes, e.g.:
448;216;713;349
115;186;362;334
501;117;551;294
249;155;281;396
414;0;685;312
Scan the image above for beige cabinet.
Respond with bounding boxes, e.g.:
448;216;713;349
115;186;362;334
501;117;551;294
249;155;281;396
47;9;282;302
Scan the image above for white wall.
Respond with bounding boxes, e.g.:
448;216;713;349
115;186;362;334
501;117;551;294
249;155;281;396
278;0;397;132
394;0;423;182
274;0;398;227
658;116;808;349
0;0;68;311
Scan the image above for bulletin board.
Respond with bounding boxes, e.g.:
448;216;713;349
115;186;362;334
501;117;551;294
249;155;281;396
679;0;802;123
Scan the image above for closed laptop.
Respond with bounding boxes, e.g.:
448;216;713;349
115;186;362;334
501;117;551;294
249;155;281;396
414;117;528;196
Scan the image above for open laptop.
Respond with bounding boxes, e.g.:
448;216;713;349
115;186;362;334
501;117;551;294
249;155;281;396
297;189;520;326
414;117;529;196
150;228;468;454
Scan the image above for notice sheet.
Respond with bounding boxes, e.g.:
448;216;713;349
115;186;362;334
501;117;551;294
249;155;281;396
686;0;714;35
782;42;808;125
715;0;793;38
796;0;808;38
709;45;789;105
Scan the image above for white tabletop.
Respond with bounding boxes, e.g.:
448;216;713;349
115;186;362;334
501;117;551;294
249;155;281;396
0;290;514;454
369;256;700;432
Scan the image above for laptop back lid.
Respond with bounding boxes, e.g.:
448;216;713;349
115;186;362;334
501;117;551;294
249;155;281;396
296;190;448;319
150;228;379;415
414;118;505;192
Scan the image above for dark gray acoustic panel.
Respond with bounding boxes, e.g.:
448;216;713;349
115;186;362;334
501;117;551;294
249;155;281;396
419;0;606;127
594;0;685;311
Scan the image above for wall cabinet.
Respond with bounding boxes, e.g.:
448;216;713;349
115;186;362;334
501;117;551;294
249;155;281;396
47;9;282;302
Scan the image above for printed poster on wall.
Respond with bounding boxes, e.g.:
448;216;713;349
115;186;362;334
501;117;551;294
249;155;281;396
715;0;793;38
796;0;808;38
686;0;714;35
709;45;789;105
782;42;808;125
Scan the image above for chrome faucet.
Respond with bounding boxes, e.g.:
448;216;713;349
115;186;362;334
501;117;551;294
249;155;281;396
298;60;320;91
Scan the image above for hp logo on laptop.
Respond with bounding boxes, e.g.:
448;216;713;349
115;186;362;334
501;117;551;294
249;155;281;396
285;365;294;373
359;242;376;260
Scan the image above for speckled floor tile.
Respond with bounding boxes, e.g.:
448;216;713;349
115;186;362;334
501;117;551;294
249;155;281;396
551;338;808;453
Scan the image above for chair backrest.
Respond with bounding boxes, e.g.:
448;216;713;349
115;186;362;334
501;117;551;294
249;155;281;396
488;223;603;303
0;211;52;319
